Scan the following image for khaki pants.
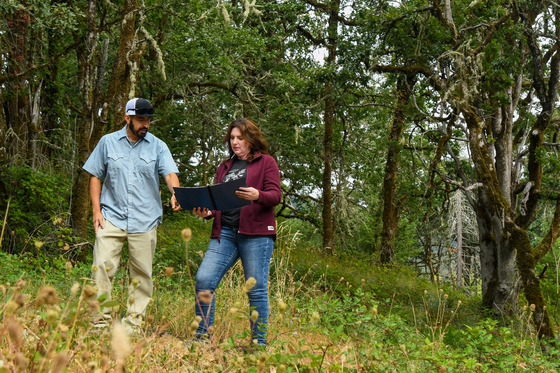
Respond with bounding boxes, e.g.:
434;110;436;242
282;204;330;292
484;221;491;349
92;219;157;324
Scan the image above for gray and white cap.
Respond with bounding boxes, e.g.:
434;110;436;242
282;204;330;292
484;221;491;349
125;98;156;116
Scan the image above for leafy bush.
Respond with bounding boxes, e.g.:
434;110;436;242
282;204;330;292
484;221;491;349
0;165;73;255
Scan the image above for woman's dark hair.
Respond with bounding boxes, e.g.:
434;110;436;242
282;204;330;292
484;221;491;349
224;118;269;161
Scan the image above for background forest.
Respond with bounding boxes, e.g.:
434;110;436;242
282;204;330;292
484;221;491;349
2;0;560;371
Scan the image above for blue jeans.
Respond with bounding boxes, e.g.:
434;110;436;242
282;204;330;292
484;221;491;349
195;227;274;345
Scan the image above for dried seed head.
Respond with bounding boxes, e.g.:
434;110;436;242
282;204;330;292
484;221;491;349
128;295;135;305
105;266;111;272
65;262;73;271
278;300;288;313
51;352;68;373
250;310;259;323
182;228;192;242
164;267;174;277
14;279;27;291
71;283;80;295
14;293;26;306
189;320;199;333
6;300;20;315
13;353;28;371
36;286;59;307
243;277;257;293
89;301;101;312
311;311;320;324
439;289;443;294
131;278;140;288
529;304;536;312
444;294;448;299
91;265;99;273
371;307;378;317
195;316;202;323
34;240;44;250
46;308;60;323
198;291;213;304
111;323;132;360
83;285;97;299
7;320;23;348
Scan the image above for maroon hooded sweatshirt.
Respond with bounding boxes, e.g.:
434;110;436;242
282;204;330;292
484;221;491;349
209;153;281;238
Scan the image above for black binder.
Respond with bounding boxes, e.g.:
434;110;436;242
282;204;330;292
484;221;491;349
173;177;252;211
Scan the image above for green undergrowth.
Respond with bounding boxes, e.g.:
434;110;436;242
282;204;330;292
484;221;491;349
1;213;559;371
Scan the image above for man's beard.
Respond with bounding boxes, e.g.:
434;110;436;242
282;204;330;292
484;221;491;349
129;120;148;138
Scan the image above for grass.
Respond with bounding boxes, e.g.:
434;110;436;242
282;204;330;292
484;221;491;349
1;214;560;371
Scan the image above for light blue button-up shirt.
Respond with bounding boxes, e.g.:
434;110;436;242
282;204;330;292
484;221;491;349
83;125;179;233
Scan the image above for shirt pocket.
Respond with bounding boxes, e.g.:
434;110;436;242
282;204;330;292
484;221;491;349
138;153;157;176
107;151;125;175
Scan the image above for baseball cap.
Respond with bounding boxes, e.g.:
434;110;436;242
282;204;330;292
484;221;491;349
125;98;156;116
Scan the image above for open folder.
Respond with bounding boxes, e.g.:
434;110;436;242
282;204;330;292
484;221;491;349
173;177;252;211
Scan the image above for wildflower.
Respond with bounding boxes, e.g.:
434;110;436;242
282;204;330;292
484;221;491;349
400;344;406;353
439;289;443;294
458;300;462;306
251;310;259;323
105;266;111;272
371;307;378;317
444;294;448;299
424;290;428;295
128;295;135;305
111;323;132;360
529;304;536;312
36;286;59;307
277;364;287;373
58;324;69;333
131;278;140;288
92;265;99;273
34;240;44;250
164;267;174;277
311;311;320;324
243;277;257;293
63;243;70;251
65;262;73;271
182;228;192;242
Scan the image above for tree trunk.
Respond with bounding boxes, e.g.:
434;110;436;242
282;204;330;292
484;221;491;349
379;74;414;265
321;0;339;254
70;0;139;242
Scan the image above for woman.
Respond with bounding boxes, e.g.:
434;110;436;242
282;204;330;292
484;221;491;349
193;118;281;346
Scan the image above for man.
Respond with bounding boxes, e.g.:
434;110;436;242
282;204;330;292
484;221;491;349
83;98;180;332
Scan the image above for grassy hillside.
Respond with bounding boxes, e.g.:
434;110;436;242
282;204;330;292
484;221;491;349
0;213;559;372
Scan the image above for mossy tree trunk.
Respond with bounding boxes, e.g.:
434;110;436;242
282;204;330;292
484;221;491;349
379;73;415;265
71;0;140;242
